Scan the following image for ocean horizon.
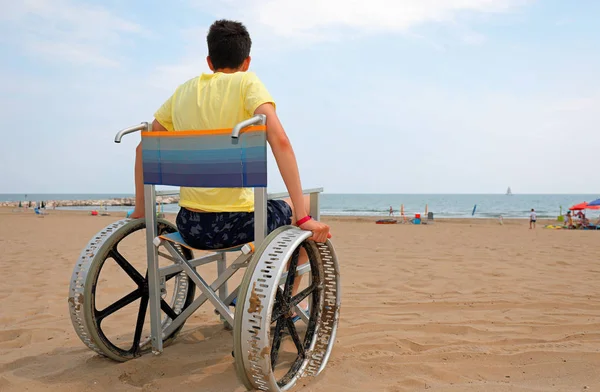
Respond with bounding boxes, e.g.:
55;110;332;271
1;193;597;219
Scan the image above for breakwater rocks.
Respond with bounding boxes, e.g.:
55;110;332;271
0;196;180;208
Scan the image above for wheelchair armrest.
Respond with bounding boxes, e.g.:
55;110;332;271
267;187;323;200
267;187;324;221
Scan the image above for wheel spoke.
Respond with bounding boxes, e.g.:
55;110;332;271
286;317;305;357
283;248;300;301
130;294;149;354
109;249;145;286
271;288;288;322
290;283;316;307
161;299;179;320
96;289;142;322
270;317;287;369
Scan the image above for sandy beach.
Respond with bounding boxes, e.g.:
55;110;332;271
1;208;599;392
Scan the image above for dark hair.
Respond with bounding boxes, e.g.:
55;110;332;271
207;19;252;70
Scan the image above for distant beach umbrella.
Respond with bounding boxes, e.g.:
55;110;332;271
570;202;589;211
587;198;600;207
569;201;600;211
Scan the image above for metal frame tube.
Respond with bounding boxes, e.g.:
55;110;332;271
254;188;267;247
162;243;235;328
310;192;321;221
252;114;268;248
158;252;222;278
144;185;162;354
217;253;228;301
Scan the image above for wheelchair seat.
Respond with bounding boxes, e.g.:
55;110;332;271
158;231;251;253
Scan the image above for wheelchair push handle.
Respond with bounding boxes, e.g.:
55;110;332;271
114;122;152;143
114;114;265;143
231;114;266;139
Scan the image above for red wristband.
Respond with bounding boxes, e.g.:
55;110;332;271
296;215;312;226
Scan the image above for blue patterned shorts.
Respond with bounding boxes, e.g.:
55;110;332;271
176;200;293;250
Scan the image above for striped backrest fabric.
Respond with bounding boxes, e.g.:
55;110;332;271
141;125;267;188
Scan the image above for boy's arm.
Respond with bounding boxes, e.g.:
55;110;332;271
255;103;331;242
254;103;306;219
129;119;169;219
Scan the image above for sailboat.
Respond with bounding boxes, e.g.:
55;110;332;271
506;187;513;196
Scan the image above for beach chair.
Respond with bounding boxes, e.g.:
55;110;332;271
67;116;341;392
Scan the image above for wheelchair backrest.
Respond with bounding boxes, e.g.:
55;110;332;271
141;122;267;188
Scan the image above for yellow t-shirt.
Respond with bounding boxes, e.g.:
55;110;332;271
154;71;275;212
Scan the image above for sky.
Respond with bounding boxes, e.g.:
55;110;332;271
1;0;599;194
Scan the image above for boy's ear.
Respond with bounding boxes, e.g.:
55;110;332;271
240;56;251;71
207;56;215;71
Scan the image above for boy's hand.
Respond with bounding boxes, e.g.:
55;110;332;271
298;218;331;243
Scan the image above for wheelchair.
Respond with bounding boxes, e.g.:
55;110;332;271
67;115;341;391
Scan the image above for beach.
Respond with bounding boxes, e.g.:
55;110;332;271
1;208;599;391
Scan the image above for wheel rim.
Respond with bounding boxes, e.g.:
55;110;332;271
68;219;195;361
233;226;341;391
269;243;321;387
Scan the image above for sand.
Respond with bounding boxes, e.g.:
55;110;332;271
0;208;599;391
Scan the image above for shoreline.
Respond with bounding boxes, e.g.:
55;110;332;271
0;193;572;220
0;207;559;223
0;195;580;220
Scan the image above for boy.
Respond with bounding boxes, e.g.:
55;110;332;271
529;208;536;229
129;19;330;250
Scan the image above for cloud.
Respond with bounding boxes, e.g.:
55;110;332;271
152;0;531;86
0;0;146;67
461;31;487;45
189;0;531;42
149;26;212;91
548;97;600;113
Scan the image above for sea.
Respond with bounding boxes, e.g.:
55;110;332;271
1;193;596;219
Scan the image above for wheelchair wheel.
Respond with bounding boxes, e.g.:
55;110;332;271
68;218;196;362
233;226;341;391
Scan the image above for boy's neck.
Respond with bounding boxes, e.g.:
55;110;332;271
214;67;243;74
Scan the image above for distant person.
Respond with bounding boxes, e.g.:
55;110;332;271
566;211;574;229
529;208;537;229
389;206;394;216
582;216;590;228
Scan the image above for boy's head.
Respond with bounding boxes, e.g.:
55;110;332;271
206;19;252;72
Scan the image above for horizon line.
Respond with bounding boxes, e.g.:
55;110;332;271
1;192;598;196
